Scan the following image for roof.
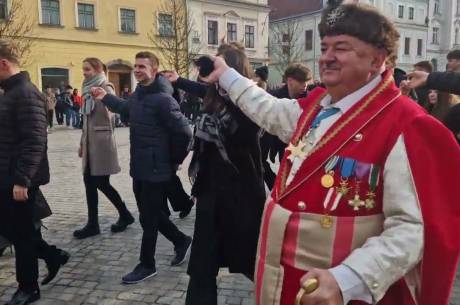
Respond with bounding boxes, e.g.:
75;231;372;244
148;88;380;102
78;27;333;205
268;0;323;21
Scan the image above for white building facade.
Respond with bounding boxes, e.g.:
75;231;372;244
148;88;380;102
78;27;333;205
187;0;270;68
267;0;460;84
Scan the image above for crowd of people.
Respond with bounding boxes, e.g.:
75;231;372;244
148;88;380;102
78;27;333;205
1;2;460;305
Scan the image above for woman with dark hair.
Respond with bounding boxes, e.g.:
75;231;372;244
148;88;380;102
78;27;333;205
74;57;134;239
166;47;266;305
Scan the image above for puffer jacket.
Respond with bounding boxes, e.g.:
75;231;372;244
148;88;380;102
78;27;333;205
102;74;192;182
0;72;49;188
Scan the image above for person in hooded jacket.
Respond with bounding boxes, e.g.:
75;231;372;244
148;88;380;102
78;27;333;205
90;51;193;284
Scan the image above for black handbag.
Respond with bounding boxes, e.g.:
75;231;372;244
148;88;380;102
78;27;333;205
33;189;52;221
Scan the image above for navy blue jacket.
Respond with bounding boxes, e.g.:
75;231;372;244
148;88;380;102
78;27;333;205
102;75;192;182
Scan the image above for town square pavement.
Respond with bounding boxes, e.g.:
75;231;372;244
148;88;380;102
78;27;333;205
0;127;458;305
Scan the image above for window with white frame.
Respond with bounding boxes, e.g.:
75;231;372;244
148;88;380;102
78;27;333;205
409;7;414;20
245;25;255;48
0;0;7;19
417;39;423;56
227;23;237;42
41;0;61;25
159;13;173;36
77;3;95;29
398;5;404;18
432;27;439;44
434;0;440;14
456;27;460;44
305;30;313;51
208;20;218;45
404;37;410;55
120;8;136;33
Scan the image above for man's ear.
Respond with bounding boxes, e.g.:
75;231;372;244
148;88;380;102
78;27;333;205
372;49;387;72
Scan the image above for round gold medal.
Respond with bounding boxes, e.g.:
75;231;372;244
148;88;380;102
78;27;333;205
320;215;333;229
321;174;334;188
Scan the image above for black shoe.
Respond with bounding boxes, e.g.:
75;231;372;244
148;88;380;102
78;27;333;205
111;210;135;233
179;200;194;219
41;250;70;285
5;288;40;305
171;236;192;266
121;264;157;284
73;224;100;239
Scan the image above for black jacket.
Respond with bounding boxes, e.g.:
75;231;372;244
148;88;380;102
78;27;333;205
102;75;192;183
0;72;49;188
427;72;460;95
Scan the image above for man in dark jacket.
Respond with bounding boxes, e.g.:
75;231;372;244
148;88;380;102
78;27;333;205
260;63;311;189
0;41;68;305
91;51;193;284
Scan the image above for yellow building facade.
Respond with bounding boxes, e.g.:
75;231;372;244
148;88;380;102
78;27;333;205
21;0;168;95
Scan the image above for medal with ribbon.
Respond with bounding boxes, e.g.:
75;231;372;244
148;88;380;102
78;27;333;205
321;155;341;188
365;164;380;209
337;158;355;196
320;187;342;229
348;162;370;211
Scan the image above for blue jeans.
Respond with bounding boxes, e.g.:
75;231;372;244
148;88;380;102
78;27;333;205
64;108;72;126
71;110;81;128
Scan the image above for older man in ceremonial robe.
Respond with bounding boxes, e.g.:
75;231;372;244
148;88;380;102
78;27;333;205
202;2;460;305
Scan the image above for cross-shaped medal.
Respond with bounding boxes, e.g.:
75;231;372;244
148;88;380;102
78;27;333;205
365;192;376;209
348;194;364;211
287;140;307;162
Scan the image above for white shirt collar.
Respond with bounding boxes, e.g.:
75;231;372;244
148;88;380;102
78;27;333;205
320;75;383;113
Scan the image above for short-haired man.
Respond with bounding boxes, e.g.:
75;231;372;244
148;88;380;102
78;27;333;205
0;40;69;305
261;63;313;189
203;3;460;305
91;51;193;284
447;49;460;72
414;60;433;73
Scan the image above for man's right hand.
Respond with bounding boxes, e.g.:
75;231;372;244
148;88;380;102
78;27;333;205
78;146;82;158
90;87;107;101
406;71;429;89
162;71;180;83
202;56;230;84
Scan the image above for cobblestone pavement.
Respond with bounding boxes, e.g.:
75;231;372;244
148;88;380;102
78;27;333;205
0;127;459;305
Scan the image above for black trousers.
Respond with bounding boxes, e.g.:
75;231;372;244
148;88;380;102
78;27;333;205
83;171;128;226
47;110;54;128
166;174;193;213
0;188;39;291
55;109;64;125
133;180;185;268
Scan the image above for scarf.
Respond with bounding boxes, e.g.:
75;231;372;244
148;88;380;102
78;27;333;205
189;106;239;179
82;74;107;115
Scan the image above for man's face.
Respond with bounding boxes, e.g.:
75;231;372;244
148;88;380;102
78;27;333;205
447;58;460;72
319;35;384;91
134;58;157;83
286;77;308;98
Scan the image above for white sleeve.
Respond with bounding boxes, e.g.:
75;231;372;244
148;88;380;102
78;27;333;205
219;68;302;143
341;135;423;303
329;265;373;304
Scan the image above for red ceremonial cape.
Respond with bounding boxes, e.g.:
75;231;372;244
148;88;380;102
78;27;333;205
265;70;460;304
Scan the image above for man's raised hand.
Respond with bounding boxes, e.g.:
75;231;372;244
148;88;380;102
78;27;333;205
90;87;107;101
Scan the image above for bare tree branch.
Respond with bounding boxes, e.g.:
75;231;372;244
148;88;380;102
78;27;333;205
0;0;35;66
149;0;200;77
269;19;304;75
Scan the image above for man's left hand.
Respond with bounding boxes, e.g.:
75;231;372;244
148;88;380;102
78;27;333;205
300;269;344;305
13;185;28;202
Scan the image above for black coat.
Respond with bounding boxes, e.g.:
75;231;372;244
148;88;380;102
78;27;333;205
0;73;49;188
178;78;266;277
102;75;192;183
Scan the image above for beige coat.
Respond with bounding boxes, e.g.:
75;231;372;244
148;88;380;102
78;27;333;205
80;84;121;176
